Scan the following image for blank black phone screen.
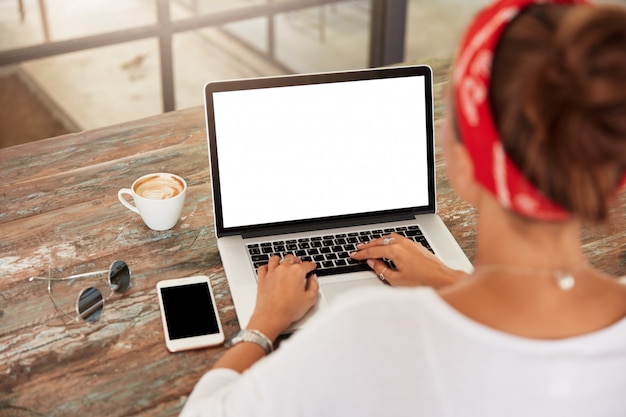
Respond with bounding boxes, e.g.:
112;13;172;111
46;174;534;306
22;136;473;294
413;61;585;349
160;283;220;340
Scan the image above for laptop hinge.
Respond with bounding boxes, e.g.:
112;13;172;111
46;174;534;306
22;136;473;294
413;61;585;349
239;210;418;239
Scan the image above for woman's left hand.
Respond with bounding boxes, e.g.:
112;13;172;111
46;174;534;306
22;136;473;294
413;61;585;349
249;254;319;340
350;233;465;288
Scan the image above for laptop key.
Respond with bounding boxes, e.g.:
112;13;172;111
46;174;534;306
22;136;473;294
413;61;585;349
252;254;269;262
315;262;370;277
405;229;423;237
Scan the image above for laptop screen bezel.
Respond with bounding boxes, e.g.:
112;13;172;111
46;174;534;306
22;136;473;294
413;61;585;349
204;65;436;238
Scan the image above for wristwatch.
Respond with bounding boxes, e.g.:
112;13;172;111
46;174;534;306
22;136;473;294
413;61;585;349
227;329;274;354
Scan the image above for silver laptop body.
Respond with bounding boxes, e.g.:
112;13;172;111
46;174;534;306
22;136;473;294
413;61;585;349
204;65;473;331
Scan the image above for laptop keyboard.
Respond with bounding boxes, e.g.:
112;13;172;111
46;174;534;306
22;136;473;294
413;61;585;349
247;225;434;277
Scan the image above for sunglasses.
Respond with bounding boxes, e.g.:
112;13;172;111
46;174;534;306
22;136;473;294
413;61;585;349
29;260;131;323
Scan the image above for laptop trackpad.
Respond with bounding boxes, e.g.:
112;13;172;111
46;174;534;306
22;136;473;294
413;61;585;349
320;277;383;304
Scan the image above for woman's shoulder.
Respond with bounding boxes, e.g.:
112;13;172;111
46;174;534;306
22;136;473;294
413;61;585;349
338;283;626;347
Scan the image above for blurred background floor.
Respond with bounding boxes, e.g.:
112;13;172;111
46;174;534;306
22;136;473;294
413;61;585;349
0;69;65;147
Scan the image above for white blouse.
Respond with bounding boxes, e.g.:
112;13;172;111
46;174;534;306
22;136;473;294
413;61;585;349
181;285;626;417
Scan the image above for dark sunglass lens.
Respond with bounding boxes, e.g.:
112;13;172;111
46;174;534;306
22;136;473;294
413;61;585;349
109;260;131;294
77;287;104;322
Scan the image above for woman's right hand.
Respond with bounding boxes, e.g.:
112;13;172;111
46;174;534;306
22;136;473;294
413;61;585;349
248;255;319;340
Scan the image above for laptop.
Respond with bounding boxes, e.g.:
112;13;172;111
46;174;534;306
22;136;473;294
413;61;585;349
203;65;473;332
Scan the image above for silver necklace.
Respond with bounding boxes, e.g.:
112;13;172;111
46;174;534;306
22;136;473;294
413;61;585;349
471;264;586;291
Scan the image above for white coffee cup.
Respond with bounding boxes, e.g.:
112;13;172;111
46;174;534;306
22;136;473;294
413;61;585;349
118;173;187;231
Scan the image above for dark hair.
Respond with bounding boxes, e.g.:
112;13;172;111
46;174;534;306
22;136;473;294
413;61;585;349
490;3;626;222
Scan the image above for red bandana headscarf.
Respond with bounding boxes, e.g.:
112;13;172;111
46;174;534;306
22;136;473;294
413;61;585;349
452;0;626;220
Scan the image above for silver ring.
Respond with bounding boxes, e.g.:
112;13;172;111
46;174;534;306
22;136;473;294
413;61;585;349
280;256;300;264
382;237;394;246
378;267;388;281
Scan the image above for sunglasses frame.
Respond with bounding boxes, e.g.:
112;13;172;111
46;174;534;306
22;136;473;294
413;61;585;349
29;260;131;323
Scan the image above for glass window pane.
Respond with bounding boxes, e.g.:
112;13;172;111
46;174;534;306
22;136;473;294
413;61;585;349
173;27;284;109
0;0;157;51
405;0;491;62
170;0;266;21
21;39;161;130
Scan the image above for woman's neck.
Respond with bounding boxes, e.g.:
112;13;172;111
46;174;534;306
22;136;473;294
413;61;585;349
472;200;586;270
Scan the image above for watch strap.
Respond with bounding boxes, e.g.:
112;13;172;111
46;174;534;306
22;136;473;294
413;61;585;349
227;329;274;354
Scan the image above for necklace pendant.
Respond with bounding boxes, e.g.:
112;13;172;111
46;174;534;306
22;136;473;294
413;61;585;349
555;271;575;291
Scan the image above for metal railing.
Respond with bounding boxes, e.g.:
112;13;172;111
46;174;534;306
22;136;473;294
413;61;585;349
0;0;406;113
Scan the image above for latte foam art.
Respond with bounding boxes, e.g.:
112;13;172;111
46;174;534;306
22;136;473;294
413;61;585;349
135;176;184;200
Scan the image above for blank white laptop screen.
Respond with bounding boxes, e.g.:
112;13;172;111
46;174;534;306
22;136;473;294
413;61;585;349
212;74;430;229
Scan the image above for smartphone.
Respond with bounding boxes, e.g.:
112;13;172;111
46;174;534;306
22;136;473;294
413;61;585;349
156;275;225;352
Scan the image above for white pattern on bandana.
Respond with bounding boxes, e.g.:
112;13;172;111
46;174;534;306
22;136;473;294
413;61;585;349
493;142;512;208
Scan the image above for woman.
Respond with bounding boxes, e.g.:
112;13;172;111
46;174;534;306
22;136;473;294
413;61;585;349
181;0;626;415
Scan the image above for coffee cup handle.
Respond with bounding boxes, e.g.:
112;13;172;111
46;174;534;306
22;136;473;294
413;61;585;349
118;188;139;214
